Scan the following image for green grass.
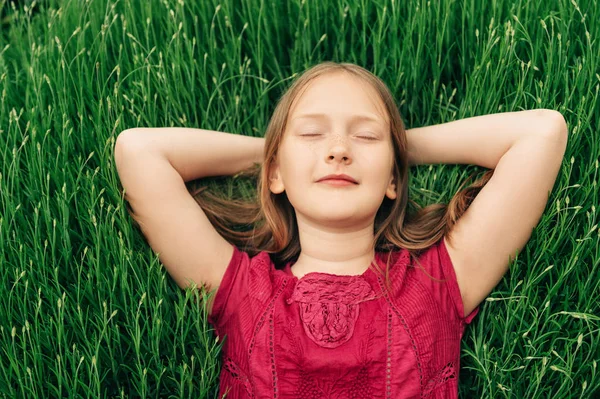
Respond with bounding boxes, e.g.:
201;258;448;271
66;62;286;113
0;0;598;397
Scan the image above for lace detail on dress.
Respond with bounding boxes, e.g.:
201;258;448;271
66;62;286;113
223;356;254;397
348;365;374;398
423;362;456;396
286;276;378;348
293;365;375;398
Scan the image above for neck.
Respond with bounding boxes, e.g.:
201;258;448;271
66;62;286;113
292;216;375;277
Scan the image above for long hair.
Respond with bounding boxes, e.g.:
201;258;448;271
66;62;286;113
127;61;493;292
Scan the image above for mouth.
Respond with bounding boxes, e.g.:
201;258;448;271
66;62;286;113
317;174;359;184
318;179;358;186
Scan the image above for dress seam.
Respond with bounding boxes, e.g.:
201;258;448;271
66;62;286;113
377;274;424;397
246;277;288;398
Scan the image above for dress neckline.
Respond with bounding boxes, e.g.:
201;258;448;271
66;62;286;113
282;252;385;281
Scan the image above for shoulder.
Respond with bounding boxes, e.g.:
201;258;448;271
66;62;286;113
208;246;287;329
412;237;479;324
378;239;479;325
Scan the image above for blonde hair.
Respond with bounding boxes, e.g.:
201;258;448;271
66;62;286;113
126;61;493;292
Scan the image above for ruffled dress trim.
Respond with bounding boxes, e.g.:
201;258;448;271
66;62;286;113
285;275;379;348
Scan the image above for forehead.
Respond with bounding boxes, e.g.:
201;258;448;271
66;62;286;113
287;72;389;126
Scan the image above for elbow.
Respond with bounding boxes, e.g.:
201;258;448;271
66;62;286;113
114;128;148;159
547;110;568;137
115;128;141;149
114;129;143;168
536;109;569;146
548;109;568;138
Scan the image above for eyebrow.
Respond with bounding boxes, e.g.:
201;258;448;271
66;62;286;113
291;112;385;126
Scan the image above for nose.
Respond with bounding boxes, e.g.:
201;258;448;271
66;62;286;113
326;134;351;164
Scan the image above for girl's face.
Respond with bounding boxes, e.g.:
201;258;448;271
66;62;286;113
269;72;397;228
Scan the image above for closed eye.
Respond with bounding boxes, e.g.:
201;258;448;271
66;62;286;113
300;133;377;141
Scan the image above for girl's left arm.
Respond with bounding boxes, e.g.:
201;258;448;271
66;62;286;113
405;109;568;316
405;109;566;168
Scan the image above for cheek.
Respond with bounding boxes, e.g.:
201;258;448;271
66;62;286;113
307;141;319;152
289;143;317;163
363;152;394;183
279;147;313;180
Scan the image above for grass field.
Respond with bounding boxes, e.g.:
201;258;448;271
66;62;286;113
0;0;598;397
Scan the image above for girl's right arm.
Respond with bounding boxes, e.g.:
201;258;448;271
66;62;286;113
114;128;265;315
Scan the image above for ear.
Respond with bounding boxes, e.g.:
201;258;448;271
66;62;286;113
385;174;397;200
268;156;285;194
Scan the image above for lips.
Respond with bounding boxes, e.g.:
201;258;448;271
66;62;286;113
317;174;358;184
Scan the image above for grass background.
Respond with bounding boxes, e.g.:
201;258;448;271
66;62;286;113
0;0;598;397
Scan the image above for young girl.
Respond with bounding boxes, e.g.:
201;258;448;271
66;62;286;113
114;62;567;398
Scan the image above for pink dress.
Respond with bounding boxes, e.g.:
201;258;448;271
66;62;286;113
207;237;479;398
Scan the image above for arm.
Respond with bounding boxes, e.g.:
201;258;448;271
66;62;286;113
114;127;265;314
404;109;568;316
117;127;266;181
405;109;567;168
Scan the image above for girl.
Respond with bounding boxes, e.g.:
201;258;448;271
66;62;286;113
114;62;567;398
